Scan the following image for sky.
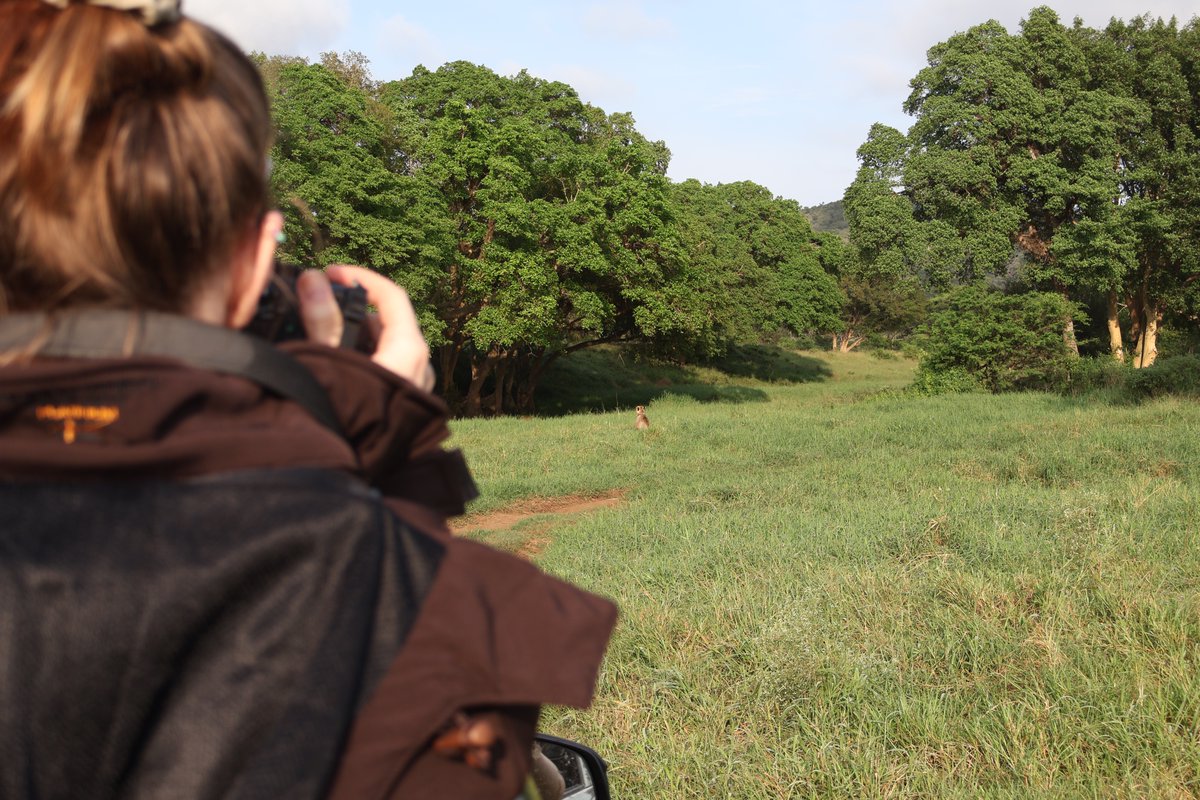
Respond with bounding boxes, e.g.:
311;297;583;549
189;0;1199;207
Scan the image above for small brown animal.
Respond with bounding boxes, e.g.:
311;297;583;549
634;405;650;430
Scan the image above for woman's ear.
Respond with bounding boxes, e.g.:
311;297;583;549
226;210;284;328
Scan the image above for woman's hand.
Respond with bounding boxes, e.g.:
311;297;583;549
297;266;435;393
296;269;344;348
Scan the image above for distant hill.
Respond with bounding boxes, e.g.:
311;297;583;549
801;199;848;240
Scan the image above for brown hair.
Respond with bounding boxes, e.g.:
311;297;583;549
0;0;272;313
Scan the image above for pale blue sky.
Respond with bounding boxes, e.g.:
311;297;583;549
191;0;1199;206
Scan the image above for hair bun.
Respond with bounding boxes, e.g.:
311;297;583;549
40;0;181;26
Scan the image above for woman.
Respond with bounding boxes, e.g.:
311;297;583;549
0;1;616;798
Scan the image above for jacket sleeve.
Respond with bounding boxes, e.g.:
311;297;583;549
325;536;618;800
284;344;477;517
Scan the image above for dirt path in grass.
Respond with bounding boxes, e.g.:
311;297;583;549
452;489;627;558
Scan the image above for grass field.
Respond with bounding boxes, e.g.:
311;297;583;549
449;348;1200;799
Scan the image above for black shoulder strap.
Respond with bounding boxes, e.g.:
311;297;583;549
0;310;344;436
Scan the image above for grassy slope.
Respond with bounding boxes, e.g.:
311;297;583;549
449;350;1200;799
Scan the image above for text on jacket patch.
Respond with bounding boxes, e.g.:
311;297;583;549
35;405;120;444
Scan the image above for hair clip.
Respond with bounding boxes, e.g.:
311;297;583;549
40;0;182;27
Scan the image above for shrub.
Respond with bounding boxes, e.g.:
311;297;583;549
900;341;923;360
1064;356;1134;398
911;365;981;395
780;332;820;351
1155;326;1200;358
1128;354;1200;398
917;285;1081;393
1059;354;1200;403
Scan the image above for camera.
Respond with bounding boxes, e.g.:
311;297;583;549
244;262;369;350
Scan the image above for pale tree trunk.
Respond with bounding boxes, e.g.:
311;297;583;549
832;327;865;352
1059;287;1079;357
1133;308;1161;368
1106;291;1124;362
1063;317;1080;356
1128;299;1143;362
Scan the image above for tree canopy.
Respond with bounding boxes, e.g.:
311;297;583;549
251;5;1200;411
256;55;842;414
844;7;1200;372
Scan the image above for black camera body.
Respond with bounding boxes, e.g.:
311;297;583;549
244;262;368;350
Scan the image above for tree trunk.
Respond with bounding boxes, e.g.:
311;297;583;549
1055;285;1079;357
1062;317;1079;356
832;329;864;352
490;354;510;417
1131;270;1159;369
1133;308;1161;368
463;351;498;418
502;352;523;414
1128;297;1143;358
438;340;464;402
515;349;554;414
1106;291;1124;362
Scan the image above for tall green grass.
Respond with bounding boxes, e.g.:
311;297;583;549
450;350;1200;799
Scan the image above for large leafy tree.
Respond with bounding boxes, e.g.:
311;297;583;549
846;7;1199;369
839;126;940;351
381;62;695;415
256;54;435;269
1097;16;1200;365
904;9;1135;354
256;55;721;415
259;55;844;415
832;271;927;352
901;19;1026;285
669;180;843;351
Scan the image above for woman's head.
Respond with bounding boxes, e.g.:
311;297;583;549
0;0;275;318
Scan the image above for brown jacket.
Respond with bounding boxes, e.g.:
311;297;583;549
0;328;616;799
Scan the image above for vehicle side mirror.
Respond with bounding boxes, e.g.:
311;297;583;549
533;733;610;800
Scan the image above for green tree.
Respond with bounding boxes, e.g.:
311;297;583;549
840;125;935;351
844;123;963;292
849;7;1199;373
832;271;927;352
257;56;435;269
905;9;1136;353
1099;16;1200;366
669;180;843;351
919;285;1081;392
382;62;694;415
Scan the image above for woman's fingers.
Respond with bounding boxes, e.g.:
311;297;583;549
296;269;344;348
296;264;435;393
326;265;434;391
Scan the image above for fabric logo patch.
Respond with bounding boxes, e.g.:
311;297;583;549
35;404;120;444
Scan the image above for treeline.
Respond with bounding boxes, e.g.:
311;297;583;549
845;7;1200;388
257;5;1199;412
255;53;848;415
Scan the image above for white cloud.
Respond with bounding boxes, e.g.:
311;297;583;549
496;59;527;78
377;15;444;69
878;0;1198;62
551;65;638;110
583;1;673;40
187;0;348;54
832;0;1200;128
